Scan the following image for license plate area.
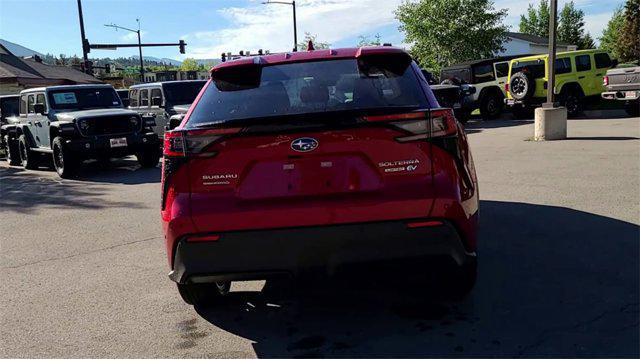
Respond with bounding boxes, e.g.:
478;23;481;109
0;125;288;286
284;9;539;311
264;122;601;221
625;91;638;99
110;137;127;148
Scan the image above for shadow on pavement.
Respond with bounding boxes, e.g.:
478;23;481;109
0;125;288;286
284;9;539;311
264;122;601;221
193;200;639;357
464;118;533;134
0;165;146;213
566;136;639;141
74;157;161;185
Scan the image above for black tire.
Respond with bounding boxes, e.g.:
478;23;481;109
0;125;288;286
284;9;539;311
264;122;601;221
479;91;504;120
5;135;21;166
509;72;535;101
52;136;79;178
511;104;534;120
177;282;230;306
18;134;38;169
136;148;160;168
444;255;477;300
559;88;584;117
455;109;471;124
624;100;639;117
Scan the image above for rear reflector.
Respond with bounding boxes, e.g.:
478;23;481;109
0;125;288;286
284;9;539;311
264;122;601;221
406;220;443;229
186;234;221;242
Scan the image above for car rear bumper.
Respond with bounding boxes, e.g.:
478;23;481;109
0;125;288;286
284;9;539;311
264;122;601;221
66;131;159;158
602;91;640;101
168;219;473;284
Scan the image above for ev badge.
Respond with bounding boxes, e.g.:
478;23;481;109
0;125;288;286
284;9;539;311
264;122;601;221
291;137;319;152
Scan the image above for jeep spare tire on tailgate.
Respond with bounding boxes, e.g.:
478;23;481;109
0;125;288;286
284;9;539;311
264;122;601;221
161;47;479;306
509;71;535;101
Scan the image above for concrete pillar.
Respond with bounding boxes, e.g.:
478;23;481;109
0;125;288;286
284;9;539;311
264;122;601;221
535;107;567;141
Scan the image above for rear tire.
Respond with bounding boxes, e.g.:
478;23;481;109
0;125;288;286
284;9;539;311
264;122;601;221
625;100;639;117
444;256;477;300
177;282;231;306
136;148;160;168
480;92;504;120
511;104;534;120
5;135;20;166
52;136;79;178
560;89;584;117
18;135;38;169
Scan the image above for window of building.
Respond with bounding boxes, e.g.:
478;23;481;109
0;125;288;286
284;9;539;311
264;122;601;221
594;53;612;69
575;55;591;72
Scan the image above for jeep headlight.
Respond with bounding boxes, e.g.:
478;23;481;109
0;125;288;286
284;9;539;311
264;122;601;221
78;120;89;131
130;116;140;127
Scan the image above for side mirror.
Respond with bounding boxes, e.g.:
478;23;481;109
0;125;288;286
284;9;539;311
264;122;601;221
151;97;163;107
461;84;476;96
121;98;130;107
167;114;184;131
34;103;46;115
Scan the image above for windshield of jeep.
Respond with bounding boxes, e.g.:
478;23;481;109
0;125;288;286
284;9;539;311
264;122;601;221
47;88;122;110
163;81;206;105
187;58;428;127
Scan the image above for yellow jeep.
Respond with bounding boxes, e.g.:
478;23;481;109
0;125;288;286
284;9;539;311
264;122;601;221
505;49;616;118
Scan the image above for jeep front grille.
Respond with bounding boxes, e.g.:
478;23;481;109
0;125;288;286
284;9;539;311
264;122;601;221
79;116;142;136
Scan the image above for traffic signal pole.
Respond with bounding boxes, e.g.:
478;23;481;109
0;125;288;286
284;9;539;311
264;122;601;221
77;0;90;74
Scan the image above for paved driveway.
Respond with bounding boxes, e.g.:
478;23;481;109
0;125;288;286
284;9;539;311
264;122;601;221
1;110;638;358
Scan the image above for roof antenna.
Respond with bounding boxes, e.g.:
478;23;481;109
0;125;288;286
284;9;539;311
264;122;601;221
307;40;315;51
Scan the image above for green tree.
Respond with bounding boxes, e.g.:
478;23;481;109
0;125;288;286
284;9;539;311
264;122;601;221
618;0;640;62
357;33;382;47
558;1;593;49
395;0;508;74
599;6;624;59
180;58;199;71
519;0;550;37
297;32;330;50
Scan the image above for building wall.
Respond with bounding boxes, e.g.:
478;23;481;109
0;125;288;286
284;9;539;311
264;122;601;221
0;81;24;96
501;37;577;56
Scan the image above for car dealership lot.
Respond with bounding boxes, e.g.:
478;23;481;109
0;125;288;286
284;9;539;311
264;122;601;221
1;111;638;358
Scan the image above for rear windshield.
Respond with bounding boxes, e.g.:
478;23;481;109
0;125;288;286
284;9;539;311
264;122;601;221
47;88;122;110
512;60;545;79
186;59;428;127
163;81;206;105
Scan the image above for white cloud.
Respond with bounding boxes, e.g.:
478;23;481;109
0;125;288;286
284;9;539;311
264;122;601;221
120;30;147;42
184;0;403;59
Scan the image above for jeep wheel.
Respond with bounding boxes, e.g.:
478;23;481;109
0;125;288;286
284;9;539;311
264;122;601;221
511;104;534;120
480;92;504;120
18;135;38;169
177;282;230;306
52;136;79;178
5;135;20;166
136;148;160;168
560;90;584;117
625;100;639;117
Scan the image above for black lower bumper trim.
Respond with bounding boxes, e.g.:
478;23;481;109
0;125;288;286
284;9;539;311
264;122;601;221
169;220;471;284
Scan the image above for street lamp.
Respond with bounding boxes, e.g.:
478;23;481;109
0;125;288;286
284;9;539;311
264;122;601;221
263;0;298;52
105;19;144;82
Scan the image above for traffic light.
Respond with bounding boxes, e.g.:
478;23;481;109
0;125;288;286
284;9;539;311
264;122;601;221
179;40;186;54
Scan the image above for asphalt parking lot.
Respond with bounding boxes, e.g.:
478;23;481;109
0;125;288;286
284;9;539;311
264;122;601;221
1;110;638;358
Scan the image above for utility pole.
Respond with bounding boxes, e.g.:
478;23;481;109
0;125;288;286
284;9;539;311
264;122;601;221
545;0;558;107
105;20;144;82
263;1;298;52
76;0;90;74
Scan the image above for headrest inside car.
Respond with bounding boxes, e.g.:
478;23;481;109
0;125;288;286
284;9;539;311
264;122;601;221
300;85;329;104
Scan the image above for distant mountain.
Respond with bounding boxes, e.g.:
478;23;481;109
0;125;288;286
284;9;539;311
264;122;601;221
131;55;182;66
0;39;43;57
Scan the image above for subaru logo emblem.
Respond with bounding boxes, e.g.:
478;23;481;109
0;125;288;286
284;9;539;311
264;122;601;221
291;137;319;152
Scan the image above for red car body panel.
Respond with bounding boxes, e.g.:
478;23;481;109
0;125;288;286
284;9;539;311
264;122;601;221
161;47;479;276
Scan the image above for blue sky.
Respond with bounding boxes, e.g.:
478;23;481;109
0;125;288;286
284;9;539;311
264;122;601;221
0;0;623;60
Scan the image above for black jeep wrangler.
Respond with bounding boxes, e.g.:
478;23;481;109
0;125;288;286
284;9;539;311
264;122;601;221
0;94;20;159
2;84;160;178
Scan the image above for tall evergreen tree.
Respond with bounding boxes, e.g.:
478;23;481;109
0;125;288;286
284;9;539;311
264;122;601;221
599;6;624;59
519;0;550;37
618;0;640;62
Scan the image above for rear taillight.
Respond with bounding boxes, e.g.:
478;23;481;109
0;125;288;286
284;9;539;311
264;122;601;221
163;127;242;157
603;75;608;86
363;108;458;141
505;83;509;93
